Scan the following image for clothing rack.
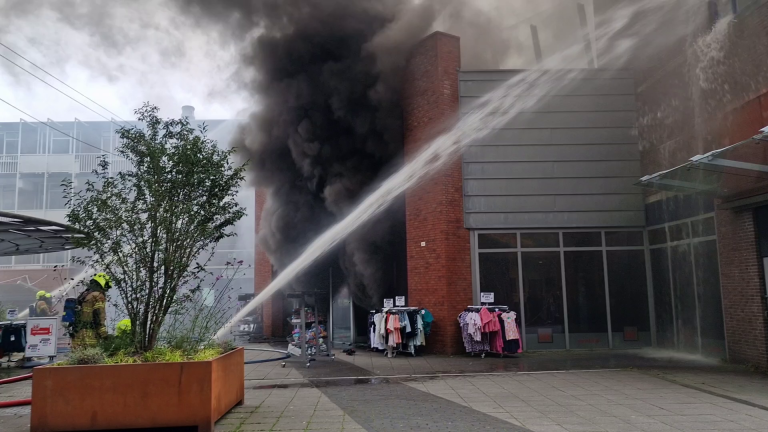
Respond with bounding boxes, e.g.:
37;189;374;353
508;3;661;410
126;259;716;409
369;307;427;358
458;305;520;359
466;305;509;311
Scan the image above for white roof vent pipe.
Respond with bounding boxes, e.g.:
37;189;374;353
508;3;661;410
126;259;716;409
181;105;195;122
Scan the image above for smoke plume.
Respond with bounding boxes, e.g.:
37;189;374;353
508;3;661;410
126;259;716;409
181;0;581;308
179;0;445;307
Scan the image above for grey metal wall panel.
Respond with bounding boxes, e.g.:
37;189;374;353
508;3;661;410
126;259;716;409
459;70;634;81
460;70;642;229
461;95;637;113
464;144;640;162
465;194;645;213
464;178;640;196
499;111;636;129
466;211;646;229
464;161;642;179
474;128;637;145
460;79;635;97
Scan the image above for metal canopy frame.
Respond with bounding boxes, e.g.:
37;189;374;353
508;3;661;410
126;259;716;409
0;211;85;257
637;131;768;197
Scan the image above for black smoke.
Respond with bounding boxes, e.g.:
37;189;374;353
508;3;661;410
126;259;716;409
182;0;441;308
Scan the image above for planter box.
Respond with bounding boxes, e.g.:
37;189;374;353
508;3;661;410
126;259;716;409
31;347;244;432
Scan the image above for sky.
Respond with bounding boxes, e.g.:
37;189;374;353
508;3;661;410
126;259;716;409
0;0;252;123
0;0;595;124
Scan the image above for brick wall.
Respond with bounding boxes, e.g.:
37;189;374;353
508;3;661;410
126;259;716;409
716;207;768;367
402;31;472;355
255;188;281;337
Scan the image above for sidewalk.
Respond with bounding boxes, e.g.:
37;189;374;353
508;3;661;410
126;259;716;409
3;347;768;431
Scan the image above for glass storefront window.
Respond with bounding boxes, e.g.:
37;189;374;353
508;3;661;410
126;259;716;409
607;250;651;348
650;247;675;349
671;244;699;353
693;240;726;358
563;232;602;248
521;233;560;248
478;233;517;249
648;227;667;246
522;251;565;349
564;250;609;349
691;217;716;238
605;231;644;247
478;252;520;312
668;223;691;242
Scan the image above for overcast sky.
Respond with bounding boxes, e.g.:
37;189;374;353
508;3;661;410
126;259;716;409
0;0;252;123
0;0;594;123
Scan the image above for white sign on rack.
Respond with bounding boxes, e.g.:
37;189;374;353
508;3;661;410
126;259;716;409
6;309;17;320
480;292;495;303
383;298;394;308
395;296;405;306
25;317;59;357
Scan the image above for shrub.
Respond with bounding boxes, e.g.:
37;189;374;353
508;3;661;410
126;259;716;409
66;347;106;365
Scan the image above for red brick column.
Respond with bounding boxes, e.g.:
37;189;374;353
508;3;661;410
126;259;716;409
255;188;277;337
402;31;472;355
716;207;768;367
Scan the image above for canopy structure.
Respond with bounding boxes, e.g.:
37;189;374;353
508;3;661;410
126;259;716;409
0;211;85;257
637;129;768;207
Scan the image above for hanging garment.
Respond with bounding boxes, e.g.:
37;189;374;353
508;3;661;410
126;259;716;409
421;309;434;335
498;314;521;354
501;312;520;340
479;307;495;332
0;325;25;353
467;312;482;341
405;311;417;338
458;311;490;353
489;311;504;353
374;313;387;348
417;313;426;346
372;313;387;349
392;314;402;344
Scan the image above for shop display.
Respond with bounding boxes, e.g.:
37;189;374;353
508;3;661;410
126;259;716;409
368;307;431;357
458;305;521;358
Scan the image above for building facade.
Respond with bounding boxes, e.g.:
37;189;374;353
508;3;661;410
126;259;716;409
254;0;768;367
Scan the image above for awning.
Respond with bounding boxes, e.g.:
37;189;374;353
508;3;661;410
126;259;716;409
637;129;768;203
0;211;86;257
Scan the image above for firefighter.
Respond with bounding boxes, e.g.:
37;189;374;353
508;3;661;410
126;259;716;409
72;273;111;349
34;291;56;317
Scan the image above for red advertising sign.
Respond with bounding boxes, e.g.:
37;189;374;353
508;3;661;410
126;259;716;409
30;325;53;337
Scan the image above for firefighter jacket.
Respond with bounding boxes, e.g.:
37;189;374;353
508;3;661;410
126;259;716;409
77;290;108;338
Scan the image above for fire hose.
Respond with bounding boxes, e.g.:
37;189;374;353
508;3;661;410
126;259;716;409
0;373;33;408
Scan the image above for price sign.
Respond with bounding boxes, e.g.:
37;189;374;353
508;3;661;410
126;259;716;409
480;292;495;303
6;309;17;320
395;296;405;306
383;298;394;308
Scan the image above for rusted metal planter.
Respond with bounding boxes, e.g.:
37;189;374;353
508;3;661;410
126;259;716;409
31;347;244;432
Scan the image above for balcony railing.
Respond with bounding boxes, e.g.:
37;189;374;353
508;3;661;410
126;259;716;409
0;156;18;173
76;154;101;173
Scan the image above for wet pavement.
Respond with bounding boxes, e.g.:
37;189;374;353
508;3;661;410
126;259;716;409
4;346;768;431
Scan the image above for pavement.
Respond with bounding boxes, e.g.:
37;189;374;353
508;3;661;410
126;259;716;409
3;346;768;431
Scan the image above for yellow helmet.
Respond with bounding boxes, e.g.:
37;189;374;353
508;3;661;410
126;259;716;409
92;273;112;290
36;290;48;300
